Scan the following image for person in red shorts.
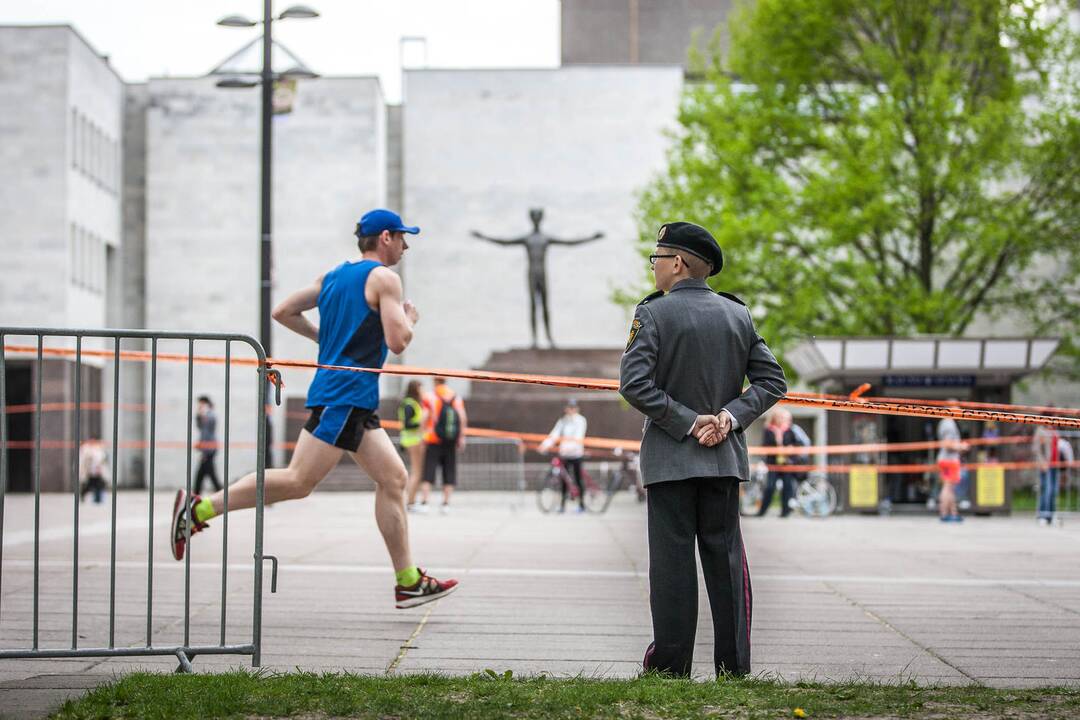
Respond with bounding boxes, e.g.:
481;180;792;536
936;414;968;523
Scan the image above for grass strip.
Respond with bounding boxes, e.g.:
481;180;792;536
53;670;1080;719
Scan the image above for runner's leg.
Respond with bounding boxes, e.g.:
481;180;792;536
204;429;342;514
405;443;424;505
350;427;412;572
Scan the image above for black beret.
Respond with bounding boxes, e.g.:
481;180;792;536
656;221;724;276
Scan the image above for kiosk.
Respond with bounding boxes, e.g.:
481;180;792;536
787;337;1059;515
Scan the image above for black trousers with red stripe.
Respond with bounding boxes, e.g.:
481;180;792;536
646;477;752;677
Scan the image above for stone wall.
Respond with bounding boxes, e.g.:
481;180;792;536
401;66;683;406
561;0;735;66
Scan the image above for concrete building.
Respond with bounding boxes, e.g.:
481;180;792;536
0;25;124;490
561;0;735;67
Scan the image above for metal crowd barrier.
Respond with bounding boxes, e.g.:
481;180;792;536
0;327;278;672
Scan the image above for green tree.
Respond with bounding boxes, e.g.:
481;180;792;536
634;0;1080;375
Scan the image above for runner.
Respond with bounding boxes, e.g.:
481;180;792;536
170;208;458;609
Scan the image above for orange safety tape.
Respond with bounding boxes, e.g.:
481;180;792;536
758;460;1080;474
1;400;1041;458
2;400;1043;458
5;344;1080;430
794;388;1080;419
849;383;872;400
752;435;1031;456
17;434;1075;477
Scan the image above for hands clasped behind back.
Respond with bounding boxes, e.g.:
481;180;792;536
692;412;732;447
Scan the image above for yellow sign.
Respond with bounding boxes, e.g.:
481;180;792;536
849;465;878;508
976;465;1005;507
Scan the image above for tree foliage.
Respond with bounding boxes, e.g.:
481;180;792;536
634;0;1080;375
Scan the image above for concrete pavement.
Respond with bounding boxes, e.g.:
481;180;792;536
2;490;1079;718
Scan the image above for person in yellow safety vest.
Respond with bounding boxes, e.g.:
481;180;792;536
417;378;468;514
398;380;426;510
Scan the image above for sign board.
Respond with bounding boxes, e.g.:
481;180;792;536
849;465;879;508
273;78;297;115
976;465;1006;507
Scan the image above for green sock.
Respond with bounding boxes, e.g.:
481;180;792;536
194;498;217;524
396;566;421;587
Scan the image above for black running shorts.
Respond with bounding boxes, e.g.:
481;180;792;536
304;406;381;452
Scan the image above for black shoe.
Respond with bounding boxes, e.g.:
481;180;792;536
643;641;657;671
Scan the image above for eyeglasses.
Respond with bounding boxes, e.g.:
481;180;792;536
648;253;679;266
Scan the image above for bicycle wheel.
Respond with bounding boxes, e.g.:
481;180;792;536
819;478;838;516
797;476;838;518
600;470;623;512
536;468;563;513
583;478;607;513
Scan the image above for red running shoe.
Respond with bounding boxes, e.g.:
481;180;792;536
395;569;459;609
170;489;208;561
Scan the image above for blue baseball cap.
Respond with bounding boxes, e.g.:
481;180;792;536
356;209;420;237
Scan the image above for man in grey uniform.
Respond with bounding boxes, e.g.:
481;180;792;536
620;221;787;677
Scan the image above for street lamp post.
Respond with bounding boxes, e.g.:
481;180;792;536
216;3;319;357
259;0;274;358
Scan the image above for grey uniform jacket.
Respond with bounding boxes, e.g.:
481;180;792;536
619;278;787;486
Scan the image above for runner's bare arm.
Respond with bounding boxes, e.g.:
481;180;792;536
456;397;468;450
372;267;414;354
271;276;323;343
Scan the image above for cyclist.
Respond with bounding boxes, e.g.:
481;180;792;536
539;398;588;513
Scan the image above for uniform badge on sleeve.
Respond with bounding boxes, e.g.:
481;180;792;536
625;318;643;351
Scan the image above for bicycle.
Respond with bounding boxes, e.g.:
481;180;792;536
600;447;646;510
536;456;606;513
740;462;837;518
795;470;838;517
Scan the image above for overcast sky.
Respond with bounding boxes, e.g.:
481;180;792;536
0;0;560;102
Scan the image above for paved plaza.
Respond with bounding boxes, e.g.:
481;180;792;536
2;490;1080;717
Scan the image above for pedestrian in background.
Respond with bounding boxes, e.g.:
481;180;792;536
418;378;467;514
1058;433;1075;512
399;380;426;511
1033;420;1061;526
757;409;797;517
194;395;222;495
79;438;109;503
937;416;966;523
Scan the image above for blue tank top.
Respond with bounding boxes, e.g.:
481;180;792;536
305;260;388;410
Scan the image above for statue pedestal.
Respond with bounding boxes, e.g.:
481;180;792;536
467;347;644;441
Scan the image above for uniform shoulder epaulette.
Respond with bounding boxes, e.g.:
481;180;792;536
638;290;665;306
716;291;746;306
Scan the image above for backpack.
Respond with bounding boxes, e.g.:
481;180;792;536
434;392;461;443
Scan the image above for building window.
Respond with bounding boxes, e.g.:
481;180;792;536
90;123;99;186
80;115;89;174
71;109;77;169
95;235;104;293
70;223;77;286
